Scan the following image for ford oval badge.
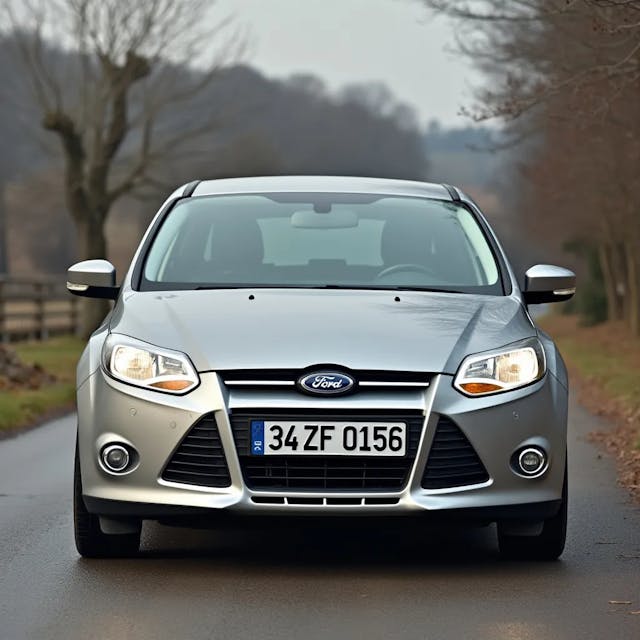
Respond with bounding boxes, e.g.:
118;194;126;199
298;372;356;396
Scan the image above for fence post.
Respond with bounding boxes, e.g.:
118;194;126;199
34;282;48;341
0;279;5;343
0;276;76;341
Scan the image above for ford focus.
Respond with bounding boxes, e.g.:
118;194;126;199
67;176;575;559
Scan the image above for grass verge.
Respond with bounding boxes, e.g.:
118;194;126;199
0;336;84;434
539;314;640;502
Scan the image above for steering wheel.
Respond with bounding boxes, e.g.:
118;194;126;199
376;263;438;279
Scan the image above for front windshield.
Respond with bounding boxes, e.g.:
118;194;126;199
141;192;502;294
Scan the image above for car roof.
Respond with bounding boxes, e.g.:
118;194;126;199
190;176;455;201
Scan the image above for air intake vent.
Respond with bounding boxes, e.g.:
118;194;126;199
421;416;489;489
162;414;231;488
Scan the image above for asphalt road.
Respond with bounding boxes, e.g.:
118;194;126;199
0;397;638;640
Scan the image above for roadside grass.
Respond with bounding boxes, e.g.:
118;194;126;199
540;315;640;429
0;336;84;433
540;314;640;500
14;336;84;382
543;317;640;419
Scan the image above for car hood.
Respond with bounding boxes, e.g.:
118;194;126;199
110;289;535;374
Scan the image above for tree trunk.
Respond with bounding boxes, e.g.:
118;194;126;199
598;242;622;322
614;242;631;327
624;241;640;337
76;213;110;338
0;182;8;275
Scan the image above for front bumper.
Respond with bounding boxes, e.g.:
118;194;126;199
77;368;567;520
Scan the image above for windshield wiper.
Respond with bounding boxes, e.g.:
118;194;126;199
193;285;245;290
393;286;465;294
191;284;466;294
311;284;465;294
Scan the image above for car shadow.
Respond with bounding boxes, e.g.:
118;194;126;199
135;519;506;570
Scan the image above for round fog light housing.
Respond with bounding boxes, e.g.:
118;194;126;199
101;444;131;473
517;447;547;476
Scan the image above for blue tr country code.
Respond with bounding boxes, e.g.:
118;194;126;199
251;421;265;455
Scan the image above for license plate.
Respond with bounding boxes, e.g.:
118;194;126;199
250;421;406;456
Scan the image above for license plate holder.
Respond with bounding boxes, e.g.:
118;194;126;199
250;420;406;456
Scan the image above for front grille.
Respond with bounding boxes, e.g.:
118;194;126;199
221;369;430;391
231;411;424;491
162;414;231;487
421;416;489;489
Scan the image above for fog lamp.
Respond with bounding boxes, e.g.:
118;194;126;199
101;445;131;473
517;447;547;476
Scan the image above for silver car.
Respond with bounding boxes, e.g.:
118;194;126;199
67;176;575;559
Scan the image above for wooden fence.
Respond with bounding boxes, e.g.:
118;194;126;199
0;276;80;342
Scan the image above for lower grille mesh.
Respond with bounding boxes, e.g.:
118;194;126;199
162;414;231;487
231;411;424;492
421;416;489;489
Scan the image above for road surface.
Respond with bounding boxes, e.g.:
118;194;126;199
0;397;638;639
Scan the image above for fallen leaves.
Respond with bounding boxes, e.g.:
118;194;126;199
0;345;56;390
541;315;640;505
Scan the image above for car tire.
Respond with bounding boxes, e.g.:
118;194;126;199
498;461;567;561
74;442;141;558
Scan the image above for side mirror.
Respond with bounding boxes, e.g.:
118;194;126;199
523;264;576;305
67;260;119;300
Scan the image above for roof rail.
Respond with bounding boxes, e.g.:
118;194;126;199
442;184;461;202
182;180;201;197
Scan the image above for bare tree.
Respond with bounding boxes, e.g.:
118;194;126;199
422;0;640;334
423;0;640;120
1;0;244;334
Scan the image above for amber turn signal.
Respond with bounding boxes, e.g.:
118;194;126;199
459;382;502;394
150;380;193;391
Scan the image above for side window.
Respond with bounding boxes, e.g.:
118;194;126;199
457;208;499;285
145;204;216;282
145;205;190;281
203;223;216;261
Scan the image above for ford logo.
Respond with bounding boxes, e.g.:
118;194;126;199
298;372;356;396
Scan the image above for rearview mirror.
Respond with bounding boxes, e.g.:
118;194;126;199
523;264;576;305
291;209;359;229
67;260;119;300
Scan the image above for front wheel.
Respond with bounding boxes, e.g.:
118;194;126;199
498;462;567;561
74;443;141;558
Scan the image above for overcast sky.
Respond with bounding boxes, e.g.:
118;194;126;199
215;0;477;128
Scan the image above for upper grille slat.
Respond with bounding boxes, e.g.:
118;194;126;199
231;410;424;492
170;459;230;468
162;414;232;488
221;369;430;391
172;446;223;455
421;416;489;489
426;451;480;460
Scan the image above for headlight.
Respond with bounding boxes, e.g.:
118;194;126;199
454;338;546;396
102;335;199;394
